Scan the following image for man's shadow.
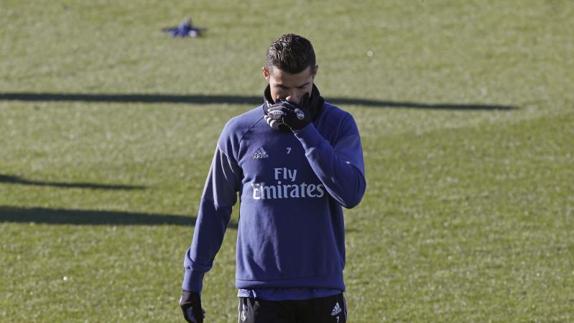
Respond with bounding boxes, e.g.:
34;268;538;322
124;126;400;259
0;174;236;227
0;174;145;190
0;206;238;227
0;91;515;226
0;92;517;110
0;206;194;226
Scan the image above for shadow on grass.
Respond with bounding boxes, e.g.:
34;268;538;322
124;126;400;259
0;206;238;228
0;92;517;111
0;174;145;190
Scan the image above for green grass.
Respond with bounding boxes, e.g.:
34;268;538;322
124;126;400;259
1;0;573;322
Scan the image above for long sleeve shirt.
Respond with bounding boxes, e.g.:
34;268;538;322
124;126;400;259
182;101;366;296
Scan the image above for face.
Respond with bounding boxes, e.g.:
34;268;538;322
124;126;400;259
263;65;317;104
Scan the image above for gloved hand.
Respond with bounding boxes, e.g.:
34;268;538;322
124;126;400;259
263;101;289;130
264;94;312;131
179;291;204;323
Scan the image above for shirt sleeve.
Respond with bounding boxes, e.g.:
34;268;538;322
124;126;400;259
293;114;366;209
182;141;241;292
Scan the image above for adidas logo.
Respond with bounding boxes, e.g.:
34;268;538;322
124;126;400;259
331;302;342;316
253;147;269;159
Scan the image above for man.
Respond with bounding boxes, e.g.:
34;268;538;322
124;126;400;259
180;33;366;323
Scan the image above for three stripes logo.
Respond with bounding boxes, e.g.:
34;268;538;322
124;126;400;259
253;147;269;159
331;302;342;316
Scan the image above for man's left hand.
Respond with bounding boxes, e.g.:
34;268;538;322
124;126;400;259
179;291;204;323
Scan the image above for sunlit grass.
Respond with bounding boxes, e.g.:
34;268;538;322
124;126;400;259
1;0;573;322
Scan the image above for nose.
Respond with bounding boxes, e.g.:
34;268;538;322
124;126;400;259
285;94;300;104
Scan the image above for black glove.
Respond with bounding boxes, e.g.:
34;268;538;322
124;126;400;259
264;95;312;131
262;85;324;131
179;291;204;323
263;101;289;130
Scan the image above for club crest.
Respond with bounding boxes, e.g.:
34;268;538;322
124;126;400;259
295;108;305;120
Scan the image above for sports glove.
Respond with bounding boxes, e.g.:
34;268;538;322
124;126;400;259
179;291;204;323
264;94;312;131
263;101;289;130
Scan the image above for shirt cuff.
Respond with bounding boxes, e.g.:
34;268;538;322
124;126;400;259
182;269;205;293
293;123;322;150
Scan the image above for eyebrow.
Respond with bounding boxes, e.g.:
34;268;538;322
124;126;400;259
276;81;311;89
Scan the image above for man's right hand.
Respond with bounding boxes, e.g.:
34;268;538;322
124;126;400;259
179;291;205;323
264;98;311;131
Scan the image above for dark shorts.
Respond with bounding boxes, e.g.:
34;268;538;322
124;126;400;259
238;293;347;323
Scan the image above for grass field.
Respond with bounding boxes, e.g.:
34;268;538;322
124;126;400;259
1;0;573;322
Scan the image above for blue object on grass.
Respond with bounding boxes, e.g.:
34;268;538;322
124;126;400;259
163;17;204;38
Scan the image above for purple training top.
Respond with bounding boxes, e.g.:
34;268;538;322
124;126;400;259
182;99;366;300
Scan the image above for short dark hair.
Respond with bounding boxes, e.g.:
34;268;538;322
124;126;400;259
265;34;316;74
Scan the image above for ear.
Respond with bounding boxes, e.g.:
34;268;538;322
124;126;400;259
311;65;319;78
262;66;271;82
